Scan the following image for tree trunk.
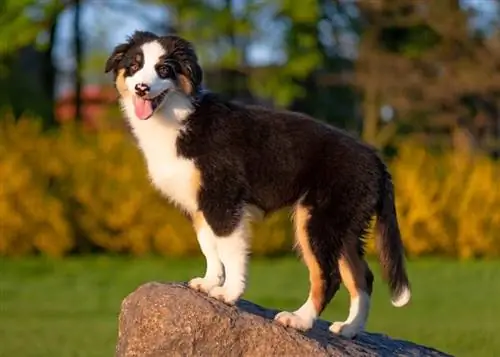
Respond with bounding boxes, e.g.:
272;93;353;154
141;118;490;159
362;83;380;146
73;0;83;122
225;0;237;99
40;16;59;128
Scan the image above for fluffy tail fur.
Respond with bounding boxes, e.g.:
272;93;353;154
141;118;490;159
375;163;411;307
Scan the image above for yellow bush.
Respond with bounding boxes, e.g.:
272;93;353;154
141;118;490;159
387;142;500;259
0;119;73;257
0;116;498;258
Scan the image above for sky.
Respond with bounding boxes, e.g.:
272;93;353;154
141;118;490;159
52;0;499;93
54;0;281;69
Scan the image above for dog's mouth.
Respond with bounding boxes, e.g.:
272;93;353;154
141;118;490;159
132;88;170;120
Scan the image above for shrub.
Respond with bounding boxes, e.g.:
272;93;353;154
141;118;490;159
0;117;498;258
389;141;500;259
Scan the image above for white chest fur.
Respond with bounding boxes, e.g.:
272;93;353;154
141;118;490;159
122;98;199;214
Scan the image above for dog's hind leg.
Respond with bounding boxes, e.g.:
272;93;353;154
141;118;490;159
274;203;341;331
329;238;373;338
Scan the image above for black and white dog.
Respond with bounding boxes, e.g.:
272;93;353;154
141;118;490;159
105;31;411;338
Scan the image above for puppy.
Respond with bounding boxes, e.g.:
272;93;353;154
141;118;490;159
105;30;411;339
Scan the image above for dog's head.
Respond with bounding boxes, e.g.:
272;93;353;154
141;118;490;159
104;31;202;120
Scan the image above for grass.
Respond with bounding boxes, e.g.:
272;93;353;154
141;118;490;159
0;256;499;357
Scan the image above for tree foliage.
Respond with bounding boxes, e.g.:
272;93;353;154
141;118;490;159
355;0;500;151
0;0;63;59
0;0;499;152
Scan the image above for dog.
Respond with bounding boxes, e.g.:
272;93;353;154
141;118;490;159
104;30;411;339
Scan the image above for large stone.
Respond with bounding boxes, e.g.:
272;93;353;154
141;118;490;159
115;282;453;357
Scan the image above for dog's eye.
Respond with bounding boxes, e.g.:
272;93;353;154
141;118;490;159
157;64;174;79
129;62;139;74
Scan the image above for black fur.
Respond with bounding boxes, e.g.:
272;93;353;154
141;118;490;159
178;93;380;226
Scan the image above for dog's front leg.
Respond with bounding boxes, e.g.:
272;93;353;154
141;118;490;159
189;210;249;305
188;212;225;293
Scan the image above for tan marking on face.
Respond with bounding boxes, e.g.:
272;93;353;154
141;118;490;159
178;74;193;95
338;244;368;299
294;204;324;314
116;69;129;97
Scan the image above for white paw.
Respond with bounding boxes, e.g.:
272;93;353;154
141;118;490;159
207;285;242;305
329;321;363;339
275;311;313;331
188;276;222;294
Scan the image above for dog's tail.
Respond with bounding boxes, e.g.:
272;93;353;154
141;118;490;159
375;160;411;307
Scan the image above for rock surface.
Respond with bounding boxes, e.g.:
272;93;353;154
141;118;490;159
115;282;453;357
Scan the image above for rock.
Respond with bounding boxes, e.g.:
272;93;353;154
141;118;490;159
115;282;453;357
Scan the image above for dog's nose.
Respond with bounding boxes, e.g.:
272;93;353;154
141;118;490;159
134;83;150;97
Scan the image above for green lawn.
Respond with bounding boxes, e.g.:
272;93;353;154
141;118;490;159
0;256;499;357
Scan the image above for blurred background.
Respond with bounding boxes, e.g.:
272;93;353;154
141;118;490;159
0;1;499;356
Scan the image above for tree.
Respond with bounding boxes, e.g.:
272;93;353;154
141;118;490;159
73;0;83;122
0;0;65;127
354;0;500;153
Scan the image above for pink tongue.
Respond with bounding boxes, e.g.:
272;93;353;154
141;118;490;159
133;96;153;120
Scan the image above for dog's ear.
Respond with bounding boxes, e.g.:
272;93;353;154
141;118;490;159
104;42;131;74
176;41;203;95
105;31;159;74
183;61;203;88
177;61;203;96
